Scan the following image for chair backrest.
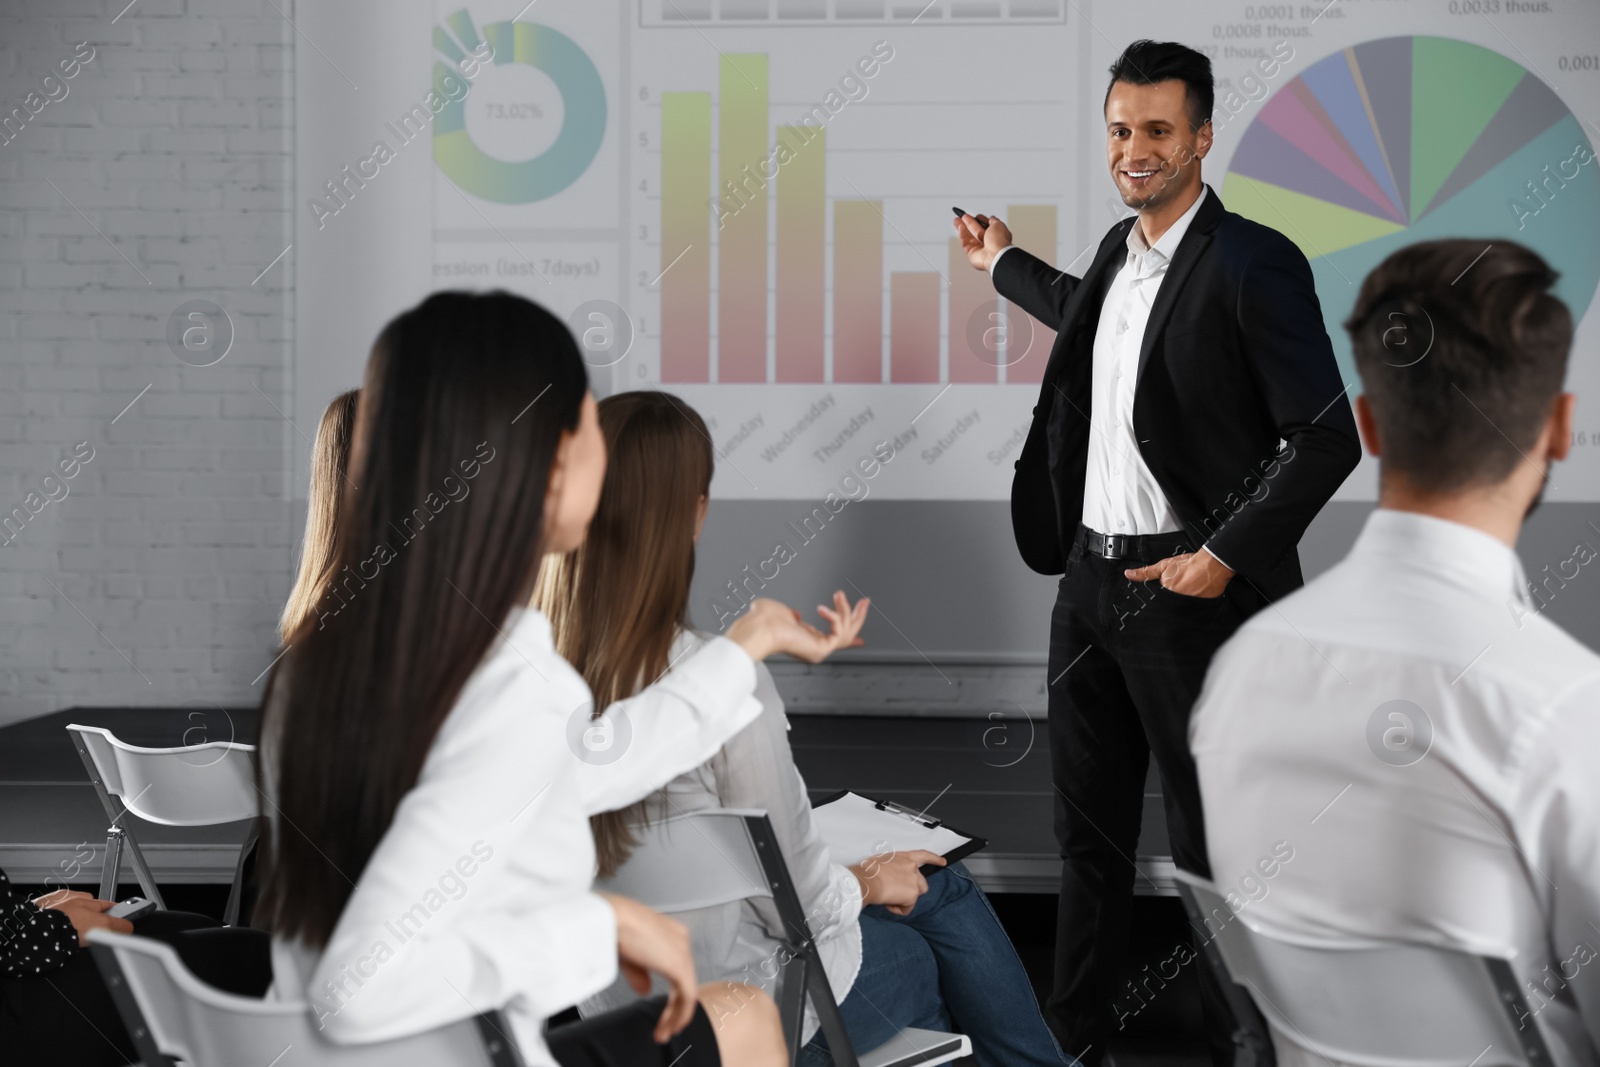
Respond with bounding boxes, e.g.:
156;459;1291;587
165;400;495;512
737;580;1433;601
597;808;864;1066
88;929;523;1067
597;808;972;1067
595;807;772;913
1173;870;1551;1067
68;723;258;826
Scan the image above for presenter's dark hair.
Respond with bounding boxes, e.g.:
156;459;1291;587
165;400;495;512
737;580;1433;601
255;290;589;949
1105;39;1214;131
1346;239;1572;493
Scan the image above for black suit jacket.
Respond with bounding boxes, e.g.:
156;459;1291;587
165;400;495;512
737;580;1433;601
998;189;1361;602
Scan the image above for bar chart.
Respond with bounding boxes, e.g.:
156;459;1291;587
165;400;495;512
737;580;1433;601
618;10;1079;498
654;51;1061;387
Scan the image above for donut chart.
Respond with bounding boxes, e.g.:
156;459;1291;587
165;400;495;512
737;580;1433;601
432;12;606;204
1223;36;1600;388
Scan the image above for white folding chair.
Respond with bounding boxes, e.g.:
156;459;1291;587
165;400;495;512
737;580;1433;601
88;929;524;1067
595;807;971;1067
1173;869;1555;1067
67;723;260;924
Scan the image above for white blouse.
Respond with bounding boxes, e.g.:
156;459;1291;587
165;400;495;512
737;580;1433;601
265;606;764;1067
581;629;864;1045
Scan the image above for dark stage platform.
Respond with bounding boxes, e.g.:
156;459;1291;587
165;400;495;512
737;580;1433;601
1;705;1173;896
1;706;1205;1056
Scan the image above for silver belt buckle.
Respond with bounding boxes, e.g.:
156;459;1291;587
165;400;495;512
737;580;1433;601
1103;533;1127;558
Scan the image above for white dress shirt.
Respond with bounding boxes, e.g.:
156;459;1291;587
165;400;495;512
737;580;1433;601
581;629;865;1044
1191;509;1600;1064
264;607;765;1067
992;186;1231;566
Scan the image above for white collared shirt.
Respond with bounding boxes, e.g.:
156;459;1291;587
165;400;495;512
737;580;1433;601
1081;184;1208;537
1191;509;1600;1064
991;186;1226;560
264;607;764;1067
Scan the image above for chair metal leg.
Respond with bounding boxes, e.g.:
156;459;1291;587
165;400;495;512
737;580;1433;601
745;813;861;1067
802;942;859;1067
1486;957;1556;1065
98;825;167;909
74;731;166;907
71;732;123;825
99;828;124;901
474;1009;529;1067
88;942;178;1067
223;819;260;927
777;952;809;1066
121;827;166;910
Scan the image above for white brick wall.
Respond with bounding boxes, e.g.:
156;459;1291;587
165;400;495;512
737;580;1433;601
0;0;294;726
0;2;1056;728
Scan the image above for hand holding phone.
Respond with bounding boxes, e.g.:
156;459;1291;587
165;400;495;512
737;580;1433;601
107;896;157;921
34;892;138;945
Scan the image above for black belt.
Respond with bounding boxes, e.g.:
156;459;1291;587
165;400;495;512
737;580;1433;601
1074;523;1192;562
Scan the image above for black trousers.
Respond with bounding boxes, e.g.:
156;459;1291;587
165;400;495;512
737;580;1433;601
0;910;272;1067
549;996;721;1067
1045;536;1269;1066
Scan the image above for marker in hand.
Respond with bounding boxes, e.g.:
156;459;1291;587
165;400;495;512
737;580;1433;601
952;205;989;229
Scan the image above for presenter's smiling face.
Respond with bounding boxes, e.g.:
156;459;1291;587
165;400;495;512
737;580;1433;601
1104;78;1211;212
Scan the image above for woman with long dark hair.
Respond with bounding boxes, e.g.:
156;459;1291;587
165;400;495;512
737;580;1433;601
258;292;867;1067
540;391;1070;1067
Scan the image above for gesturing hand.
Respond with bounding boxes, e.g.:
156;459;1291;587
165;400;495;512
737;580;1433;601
726;592;870;664
954;213;1013;272
33;890;134;946
1124;550;1234;598
849;850;946;916
605;894;699;1043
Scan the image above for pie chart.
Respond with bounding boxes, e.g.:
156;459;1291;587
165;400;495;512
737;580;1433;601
431;10;606;204
1223;36;1600;388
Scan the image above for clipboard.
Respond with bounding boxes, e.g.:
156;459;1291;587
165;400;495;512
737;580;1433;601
812;789;987;875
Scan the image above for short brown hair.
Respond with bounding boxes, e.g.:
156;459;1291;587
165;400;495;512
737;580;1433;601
1346;239;1572;493
1106;39;1214;131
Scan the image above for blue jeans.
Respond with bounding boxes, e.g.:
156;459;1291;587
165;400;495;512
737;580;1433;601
799;862;1073;1067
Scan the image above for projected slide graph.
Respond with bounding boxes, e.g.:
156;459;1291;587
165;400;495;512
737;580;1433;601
432;11;607;205
1223;36;1600;385
658;52;1055;386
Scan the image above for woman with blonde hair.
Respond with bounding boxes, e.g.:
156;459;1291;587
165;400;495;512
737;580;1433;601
540;391;1069;1067
279;388;357;640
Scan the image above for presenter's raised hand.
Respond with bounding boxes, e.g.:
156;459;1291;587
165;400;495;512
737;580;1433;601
954;212;1012;272
726;591;870;663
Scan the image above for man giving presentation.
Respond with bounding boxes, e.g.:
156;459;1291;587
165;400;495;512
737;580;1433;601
957;38;1361;1065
